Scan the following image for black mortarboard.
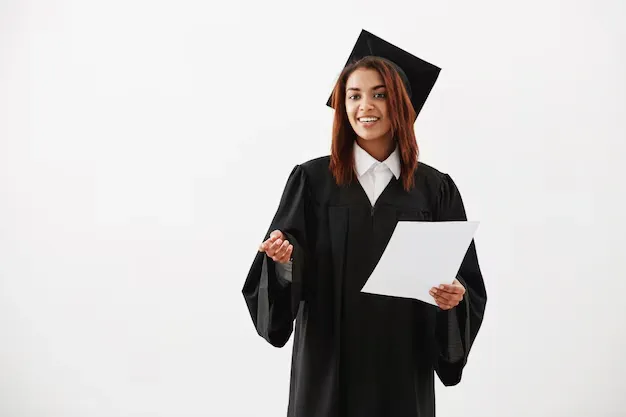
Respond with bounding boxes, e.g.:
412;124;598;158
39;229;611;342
327;29;441;118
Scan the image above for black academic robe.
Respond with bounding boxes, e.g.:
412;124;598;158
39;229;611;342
242;156;487;417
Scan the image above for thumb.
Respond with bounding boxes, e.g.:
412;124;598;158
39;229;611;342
270;230;284;240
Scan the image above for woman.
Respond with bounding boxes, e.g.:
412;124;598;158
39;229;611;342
242;32;487;417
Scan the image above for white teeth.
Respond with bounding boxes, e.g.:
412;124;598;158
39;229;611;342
359;117;379;122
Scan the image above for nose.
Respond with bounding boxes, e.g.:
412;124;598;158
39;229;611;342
359;97;375;111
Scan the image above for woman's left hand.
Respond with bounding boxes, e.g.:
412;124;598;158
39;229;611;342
429;279;465;310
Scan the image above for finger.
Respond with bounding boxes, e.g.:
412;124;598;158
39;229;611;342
430;290;459;308
259;239;272;252
274;240;290;260
436;299;453;310
430;290;452;308
440;294;463;305
263;231;281;249
277;245;293;263
437;286;465;300
270;230;284;241
430;288;458;302
260;231;281;252
438;284;465;294
440;294;461;307
267;238;284;256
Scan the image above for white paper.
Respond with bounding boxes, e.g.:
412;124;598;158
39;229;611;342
361;221;479;305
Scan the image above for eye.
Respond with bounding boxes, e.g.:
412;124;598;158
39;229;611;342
374;93;386;99
348;94;360;100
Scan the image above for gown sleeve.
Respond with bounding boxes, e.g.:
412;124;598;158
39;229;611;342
241;164;311;348
433;173;488;386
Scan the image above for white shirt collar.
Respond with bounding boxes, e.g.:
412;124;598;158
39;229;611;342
353;141;401;179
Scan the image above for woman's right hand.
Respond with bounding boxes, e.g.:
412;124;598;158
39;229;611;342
259;230;293;264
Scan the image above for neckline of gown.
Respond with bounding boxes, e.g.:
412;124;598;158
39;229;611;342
349;174;402;210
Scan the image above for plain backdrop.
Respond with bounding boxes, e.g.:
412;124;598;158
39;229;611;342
1;0;625;416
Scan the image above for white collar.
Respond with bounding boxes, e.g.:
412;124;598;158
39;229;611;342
353;141;401;179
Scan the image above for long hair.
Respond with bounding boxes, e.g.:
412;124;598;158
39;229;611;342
329;56;418;191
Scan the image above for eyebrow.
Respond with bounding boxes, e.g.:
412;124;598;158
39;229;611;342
346;84;386;92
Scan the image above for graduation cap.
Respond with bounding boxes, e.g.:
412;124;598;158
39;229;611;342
327;29;441;119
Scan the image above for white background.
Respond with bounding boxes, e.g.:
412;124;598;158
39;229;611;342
1;0;625;416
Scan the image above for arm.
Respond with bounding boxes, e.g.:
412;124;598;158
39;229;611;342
433;174;488;386
241;165;310;348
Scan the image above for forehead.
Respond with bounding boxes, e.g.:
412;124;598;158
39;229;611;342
346;68;384;88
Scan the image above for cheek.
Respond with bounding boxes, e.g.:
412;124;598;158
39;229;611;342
380;103;389;119
345;106;358;124
345;103;356;116
381;105;391;128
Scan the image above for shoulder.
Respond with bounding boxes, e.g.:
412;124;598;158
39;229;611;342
285;156;336;203
415;160;446;179
414;161;467;219
299;155;331;176
413;160;453;196
293;155;333;187
280;156;330;182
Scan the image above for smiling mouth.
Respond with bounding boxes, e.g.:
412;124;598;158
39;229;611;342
358;116;380;123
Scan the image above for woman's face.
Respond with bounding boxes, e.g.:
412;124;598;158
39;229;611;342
345;67;392;143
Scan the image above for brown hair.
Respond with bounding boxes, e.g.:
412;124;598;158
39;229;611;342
329;56;418;191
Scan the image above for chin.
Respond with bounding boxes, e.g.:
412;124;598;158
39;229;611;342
356;130;390;141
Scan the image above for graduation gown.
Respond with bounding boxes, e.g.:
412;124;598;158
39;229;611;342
242;156;487;417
